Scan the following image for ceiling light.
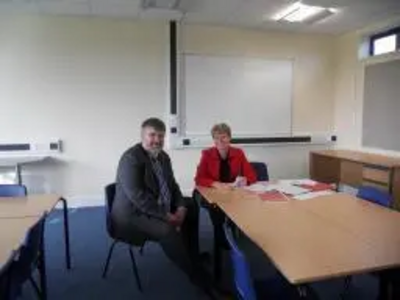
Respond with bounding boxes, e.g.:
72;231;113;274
142;0;181;10
272;1;335;23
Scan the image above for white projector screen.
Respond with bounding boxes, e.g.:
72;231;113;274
183;54;293;136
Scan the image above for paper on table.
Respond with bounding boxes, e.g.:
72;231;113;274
244;182;308;196
291;179;318;186
277;179;318;186
275;184;309;196
293;190;335;200
244;183;270;193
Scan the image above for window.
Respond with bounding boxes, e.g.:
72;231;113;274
370;27;400;56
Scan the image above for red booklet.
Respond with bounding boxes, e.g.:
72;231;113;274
258;190;288;202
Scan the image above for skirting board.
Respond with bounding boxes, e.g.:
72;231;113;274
55;189;194;209
55;195;104;209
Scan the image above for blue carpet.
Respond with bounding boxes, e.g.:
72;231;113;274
20;207;379;299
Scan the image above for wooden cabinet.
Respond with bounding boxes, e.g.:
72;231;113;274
310;150;400;209
340;161;363;187
309;154;340;184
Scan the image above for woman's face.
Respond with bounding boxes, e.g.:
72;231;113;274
213;132;231;153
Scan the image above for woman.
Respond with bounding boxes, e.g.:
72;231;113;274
194;123;256;272
195;123;256;189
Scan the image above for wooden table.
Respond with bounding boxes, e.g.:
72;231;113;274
310;149;400;209
0;195;72;270
198;187;400;285
0;216;41;265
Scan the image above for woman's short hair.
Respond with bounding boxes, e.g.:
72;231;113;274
211;123;232;138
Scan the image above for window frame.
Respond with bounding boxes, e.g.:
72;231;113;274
369;26;400;56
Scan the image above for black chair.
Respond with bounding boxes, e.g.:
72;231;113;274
101;183;146;291
0;251;17;300
10;214;48;300
0;184;27;197
250;162;269;181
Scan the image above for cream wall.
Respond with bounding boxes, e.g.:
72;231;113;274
182;25;335;133
0;15;168;201
333;18;400;155
0;16;335;204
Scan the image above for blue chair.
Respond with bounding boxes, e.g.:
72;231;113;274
101;183;145;291
357;186;392;208
0;184;27;197
223;223;304;300
250;162;269;181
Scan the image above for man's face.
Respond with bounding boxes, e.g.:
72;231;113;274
141;126;165;155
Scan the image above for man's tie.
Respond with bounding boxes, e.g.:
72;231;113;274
151;157;171;212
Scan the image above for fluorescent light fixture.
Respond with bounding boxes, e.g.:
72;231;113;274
142;0;181;10
272;1;334;23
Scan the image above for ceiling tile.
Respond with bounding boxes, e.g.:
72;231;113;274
90;0;140;18
38;1;90;15
0;1;38;14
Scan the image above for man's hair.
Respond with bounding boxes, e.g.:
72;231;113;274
211;123;232;138
141;117;166;132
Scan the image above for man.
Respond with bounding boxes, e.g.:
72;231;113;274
112;118;218;299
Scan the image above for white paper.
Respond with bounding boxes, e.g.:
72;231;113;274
276;179;318;186
244;183;270;193
293;190;335;200
291;179;318;186
244;182;308;196
275;185;309;196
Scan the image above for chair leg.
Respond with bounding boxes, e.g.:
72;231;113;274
340;276;352;299
139;244;145;256
29;276;42;299
102;241;117;278
128;247;143;292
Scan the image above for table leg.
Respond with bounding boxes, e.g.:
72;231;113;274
39;225;48;300
15;164;22;185
59;197;72;270
213;228;222;282
378;270;396;300
297;285;308;298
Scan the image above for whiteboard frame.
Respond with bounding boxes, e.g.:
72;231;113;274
171;52;295;147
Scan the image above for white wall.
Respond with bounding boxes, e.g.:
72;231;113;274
333;18;400;156
0;16;336;205
0;15;168;202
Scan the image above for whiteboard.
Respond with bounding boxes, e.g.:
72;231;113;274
183;54;293;136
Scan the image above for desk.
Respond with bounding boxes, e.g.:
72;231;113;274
310;149;400;209
0;195;71;270
198;187;400;285
0;216;41;264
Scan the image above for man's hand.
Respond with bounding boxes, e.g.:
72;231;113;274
175;206;187;224
211;182;233;190
167;207;187;230
166;213;180;227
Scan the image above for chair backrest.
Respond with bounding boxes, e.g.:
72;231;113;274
250;162;269;182
104;183;116;234
0;185;27;197
223;223;257;300
357;186;392;208
12;214;46;291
